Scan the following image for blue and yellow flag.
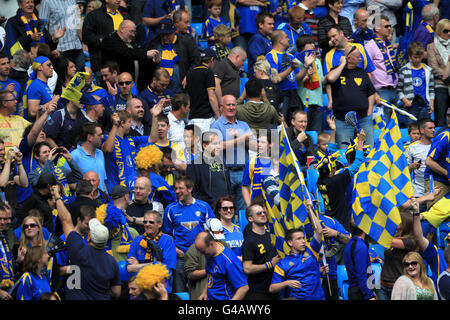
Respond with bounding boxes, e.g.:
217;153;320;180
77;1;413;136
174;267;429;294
4;21;24;59
351;110;414;248
422;192;450;228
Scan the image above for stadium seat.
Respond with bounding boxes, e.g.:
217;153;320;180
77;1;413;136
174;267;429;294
118;260;133;282
400;128;410;145
306;130;318;145
191;23;203;37
306;168;325;213
198;40;209;49
369;244;385;261
174;292;190;300
243;59;248;74
240;77;248;96
336;264;349;300
374;129;382;142
322;93;328;108
238;209;248;230
341;283;349;300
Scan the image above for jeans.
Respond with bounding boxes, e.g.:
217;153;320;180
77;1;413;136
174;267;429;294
335;115;374;149
306;104;323;132
228;169;246;213
173;256;187;293
377;87;398;122
376;284;392;300
434;87;450;127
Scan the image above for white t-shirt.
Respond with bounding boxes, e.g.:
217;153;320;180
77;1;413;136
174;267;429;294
405;141;431;197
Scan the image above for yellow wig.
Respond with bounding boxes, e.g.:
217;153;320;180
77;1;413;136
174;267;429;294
135;145;163;171
135;263;170;291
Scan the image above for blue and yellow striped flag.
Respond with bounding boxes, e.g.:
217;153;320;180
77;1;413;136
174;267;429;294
4;21;24;59
351;110;414;248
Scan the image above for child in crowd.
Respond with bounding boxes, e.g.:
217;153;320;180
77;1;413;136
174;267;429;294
404;123;421;149
210;24;232;61
202;0;228;45
397;42;435;127
316;131;331;157
295;35;325;132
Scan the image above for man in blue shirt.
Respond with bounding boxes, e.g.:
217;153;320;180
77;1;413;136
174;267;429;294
195;230;248;300
232;0;266;51
70;123;107;192
139;68;173;109
277;6;312;54
247;11;274;77
162;176;214;292
0;52;23;114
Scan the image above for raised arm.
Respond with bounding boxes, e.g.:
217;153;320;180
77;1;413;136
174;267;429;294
51;184;75;239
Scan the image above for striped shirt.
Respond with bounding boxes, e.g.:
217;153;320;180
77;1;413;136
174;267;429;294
39;0;82;52
299;3;318;45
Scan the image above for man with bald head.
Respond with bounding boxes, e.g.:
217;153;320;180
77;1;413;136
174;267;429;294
126;176;163;234
349;8;374;46
326;45;376;148
126;97;150;136
101;19;160;80
84;171;110;206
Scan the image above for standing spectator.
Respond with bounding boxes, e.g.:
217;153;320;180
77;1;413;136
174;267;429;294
343;220;376;300
299;0;320;45
210;24;232;61
39;0;85;71
236;78;280;132
277;6;312;55
437;246;450;300
139;68;173;110
266;30;312;124
0;52;23;111
185;48;220;133
214;196;244;259
101;111;152;191
186;131;232;208
23;56;60;122
0;90;30;153
391;252;438;300
202;0;228;44
427;19;450;127
126;210;177;292
396;42;435;127
412;3;440;57
9;50;31;97
147;18;200;94
0;142;28;207
213;46;247;102
126;97;151;137
168;93;190;148
252;59;281;110
51;184;122;300
101;72;140;114
84;171;110;205
210;95;255;212
141;0;172;43
82;0;128;77
64;180;99;225
364;14;399;121
162;176;214;292
286;109;315;167
241;203;281;300
269;201;328;300
405;119;435;206
349;8;374;46
365;0;402;39
247;11;275;78
100;20;160;81
318;0;353;55
325;45;376;148
70;122;107;192
233;0;267;51
173;9;198;44
15;245;51;300
195;230;249;300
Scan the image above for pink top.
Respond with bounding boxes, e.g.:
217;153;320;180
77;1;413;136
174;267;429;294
364;39;399;90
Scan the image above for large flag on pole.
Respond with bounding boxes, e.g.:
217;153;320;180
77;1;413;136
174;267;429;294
351;109;414;248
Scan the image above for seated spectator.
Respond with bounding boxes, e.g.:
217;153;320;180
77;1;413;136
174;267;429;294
315;131;331;156
405;123;421;149
277;6;312;54
134;263;180;300
101;72;141;114
437;246;450;300
426;18;450;127
210;24;232;61
202;0;228;44
236;78;280;131
397;42;435;127
0;52;23;112
9;50;31;99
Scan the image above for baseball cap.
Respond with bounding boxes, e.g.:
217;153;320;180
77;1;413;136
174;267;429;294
204;218;225;240
157;18;176;34
200;48;217;59
89;218;109;246
110;185;130;199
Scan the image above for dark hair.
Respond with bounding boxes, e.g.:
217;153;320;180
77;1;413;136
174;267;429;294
34;43;51;58
171;93;189;111
285;227;305;243
0;52;8;60
245;78;263;98
327;24;343;34
160;146;173;161
156;113;169;125
214;195;235;216
184;124;202;139
417;118;434;129
101;61;120;74
79;205;96;220
202;131;219;147
79;122;102;143
296;34;315;52
407;122;419;133
33;141;51;157
349;219;364;236
175;176;194;190
325;0;342;9
54;57;76;95
255;11;274;28
75;179;94;196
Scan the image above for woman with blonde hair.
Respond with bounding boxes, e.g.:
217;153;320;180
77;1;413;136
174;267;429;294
16;215;46;264
251;59;281;110
391;251;438;300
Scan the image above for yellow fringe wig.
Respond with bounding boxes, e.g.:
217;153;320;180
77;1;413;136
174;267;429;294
135;263;170;291
135;145;163;171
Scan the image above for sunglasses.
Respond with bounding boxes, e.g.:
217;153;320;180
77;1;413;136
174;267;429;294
23;223;38;229
118;81;132;86
443;29;450;34
403;261;418;268
254;210;266;216
221;206;235;211
383;25;392;29
143;220;156;225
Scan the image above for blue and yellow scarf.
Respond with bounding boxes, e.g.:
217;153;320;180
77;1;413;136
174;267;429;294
0;233;14;288
160;35;179;81
372;34;397;81
20;11;44;46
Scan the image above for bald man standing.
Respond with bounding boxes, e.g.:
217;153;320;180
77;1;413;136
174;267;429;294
101;19;160;80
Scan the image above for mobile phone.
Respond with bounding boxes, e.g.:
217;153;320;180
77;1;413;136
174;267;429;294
55;147;65;153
